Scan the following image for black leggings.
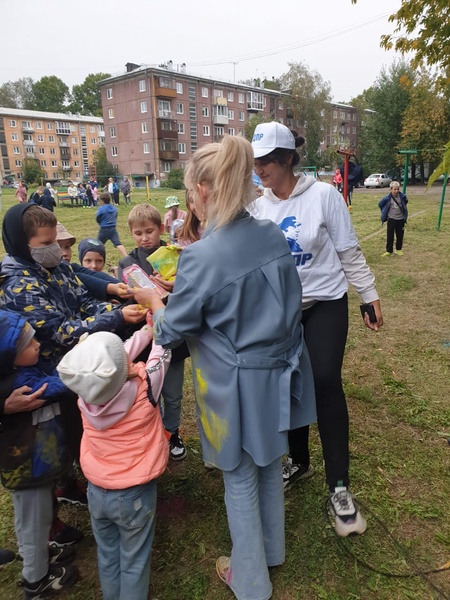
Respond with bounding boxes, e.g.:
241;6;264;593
386;218;404;252
288;294;350;490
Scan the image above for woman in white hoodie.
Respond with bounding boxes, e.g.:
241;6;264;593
251;122;383;538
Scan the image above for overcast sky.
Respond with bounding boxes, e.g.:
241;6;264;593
2;0;404;103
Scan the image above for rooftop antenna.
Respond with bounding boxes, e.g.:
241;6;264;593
230;62;238;82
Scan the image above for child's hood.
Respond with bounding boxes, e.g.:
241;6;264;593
101;204;117;215
2;203;35;262
77;379;139;430
0;310;28;374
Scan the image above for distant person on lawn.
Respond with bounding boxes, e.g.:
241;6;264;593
378;181;408;257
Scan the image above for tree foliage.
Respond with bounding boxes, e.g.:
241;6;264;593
69;73;110;117
279;62;332;167
160;168;185;189
32;76;71;112
93;146;118;187
243;113;271;142
351;0;450;92
0;78;34;109
23;158;45;186
427;141;450;187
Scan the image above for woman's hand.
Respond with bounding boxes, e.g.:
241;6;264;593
121;304;148;324
132;287;165;312
363;300;383;331
106;282;134;299
149;273;175;292
4;384;47;413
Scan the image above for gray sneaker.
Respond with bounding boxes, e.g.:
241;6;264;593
329;487;367;537
282;457;314;489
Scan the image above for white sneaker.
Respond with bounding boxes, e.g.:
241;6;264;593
329;487;367;537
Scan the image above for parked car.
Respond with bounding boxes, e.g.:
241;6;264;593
364;174;392;188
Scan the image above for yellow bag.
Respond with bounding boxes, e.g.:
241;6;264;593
147;245;182;281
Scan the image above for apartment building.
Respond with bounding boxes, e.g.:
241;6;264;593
0;108;105;182
98;63;289;186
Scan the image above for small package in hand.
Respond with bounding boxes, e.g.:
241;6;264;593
122;264;168;298
147;245;182;281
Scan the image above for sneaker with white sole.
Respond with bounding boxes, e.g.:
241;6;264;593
329;486;367;537
168;430;187;461
21;564;79;599
282;457;314;489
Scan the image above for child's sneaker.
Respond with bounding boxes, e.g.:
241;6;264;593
0;548;16;568
55;480;87;506
21;564;79;598
282;456;314;489
329;486;367;537
49;518;84;547
167;430;187;461
49;545;76;567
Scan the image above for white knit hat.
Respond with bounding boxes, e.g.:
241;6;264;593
57;332;128;405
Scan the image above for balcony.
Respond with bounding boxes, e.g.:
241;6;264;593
156;119;178;140
213;97;227;107
159;149;179;160
59;141;69;147
62;165;72;171
155;77;177;98
23;140;35;146
158;110;173;120
22;126;34;133
247;101;263;112
213;115;228;125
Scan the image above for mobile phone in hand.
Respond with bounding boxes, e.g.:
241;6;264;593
360;303;377;323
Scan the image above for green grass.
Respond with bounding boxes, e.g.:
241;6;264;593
0;186;449;599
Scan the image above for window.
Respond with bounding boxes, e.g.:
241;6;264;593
71;137;77;144
13;147;20;154
178;143;186;154
176;82;183;94
74;160;79;167
352;127;356;134
110;127;116;138
238;93;244;104
158;100;171;118
213;89;223;98
201;87;208;98
162;161;171;173
139;79;146;92
340;111;345;119
239;111;245;121
202;125;210;136
189;104;196;120
353;113;357;121
91;138;96;145
191;142;198;151
247;91;263;111
53;172;58;178
346;127;350;134
73;149;78;155
227;91;234;102
56;121;70;134
80;125;86;135
41;160;46;167
22;121;32;129
143;142;150;154
48;135;55;142
161;121;174;131
51;160;57;167
47;123;53;130
111;146;118;157
11;133;18;141
36;122;42;129
140;101;147;113
141;122;148;134
15;159;21;167
75;172;80;178
178;123;185;134
25;146;35;154
89;126;94;133
39;148;45;154
37;134;44;142
176;103;184;115
228;127;235;136
201;106;209;117
333;125;337;133
214;126;225;137
50;148;56;155
9;120;16;127
190;124;197;140
228;109;234;120
106;88;113;99
62;160;70;168
108;108;114;119
333;110;338;118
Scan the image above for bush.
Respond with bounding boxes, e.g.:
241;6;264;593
161;168;185;190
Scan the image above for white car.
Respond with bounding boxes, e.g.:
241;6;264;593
364;174;392;188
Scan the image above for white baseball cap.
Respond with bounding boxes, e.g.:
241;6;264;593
251;122;296;158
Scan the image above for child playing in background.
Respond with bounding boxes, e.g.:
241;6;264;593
118;204;188;461
57;327;170;600
332;168;343;193
96;192;127;257
163;196;187;238
0;310;79;598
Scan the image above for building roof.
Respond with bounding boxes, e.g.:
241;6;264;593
0;107;103;124
99;63;285;96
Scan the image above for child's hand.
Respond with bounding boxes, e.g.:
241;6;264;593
107;282;134;299
122;304;147;324
149;273;175;292
132;287;165;312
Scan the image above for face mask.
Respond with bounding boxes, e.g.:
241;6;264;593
29;242;62;269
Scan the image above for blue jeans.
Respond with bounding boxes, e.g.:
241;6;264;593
222;451;284;600
87;481;157;600
161;360;184;433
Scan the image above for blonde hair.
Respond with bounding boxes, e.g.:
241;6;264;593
184;135;254;230
127;203;162;229
390;181;400;189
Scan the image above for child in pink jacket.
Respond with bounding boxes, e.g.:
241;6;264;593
57;324;170;600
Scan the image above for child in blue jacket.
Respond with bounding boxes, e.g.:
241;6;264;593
378;181;408;256
96;192;127;257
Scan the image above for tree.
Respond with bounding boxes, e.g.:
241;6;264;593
31;76;70;112
351;0;450;93
0;78;34;109
93;146;118;187
358;60;415;177
279;62;332;167
161;168;185;189
23;158;45;186
70;73;111;116
244;113;271;142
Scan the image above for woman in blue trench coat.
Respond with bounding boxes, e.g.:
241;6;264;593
133;135;316;600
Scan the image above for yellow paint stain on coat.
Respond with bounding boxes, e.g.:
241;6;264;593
194;367;228;452
24;305;35;312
